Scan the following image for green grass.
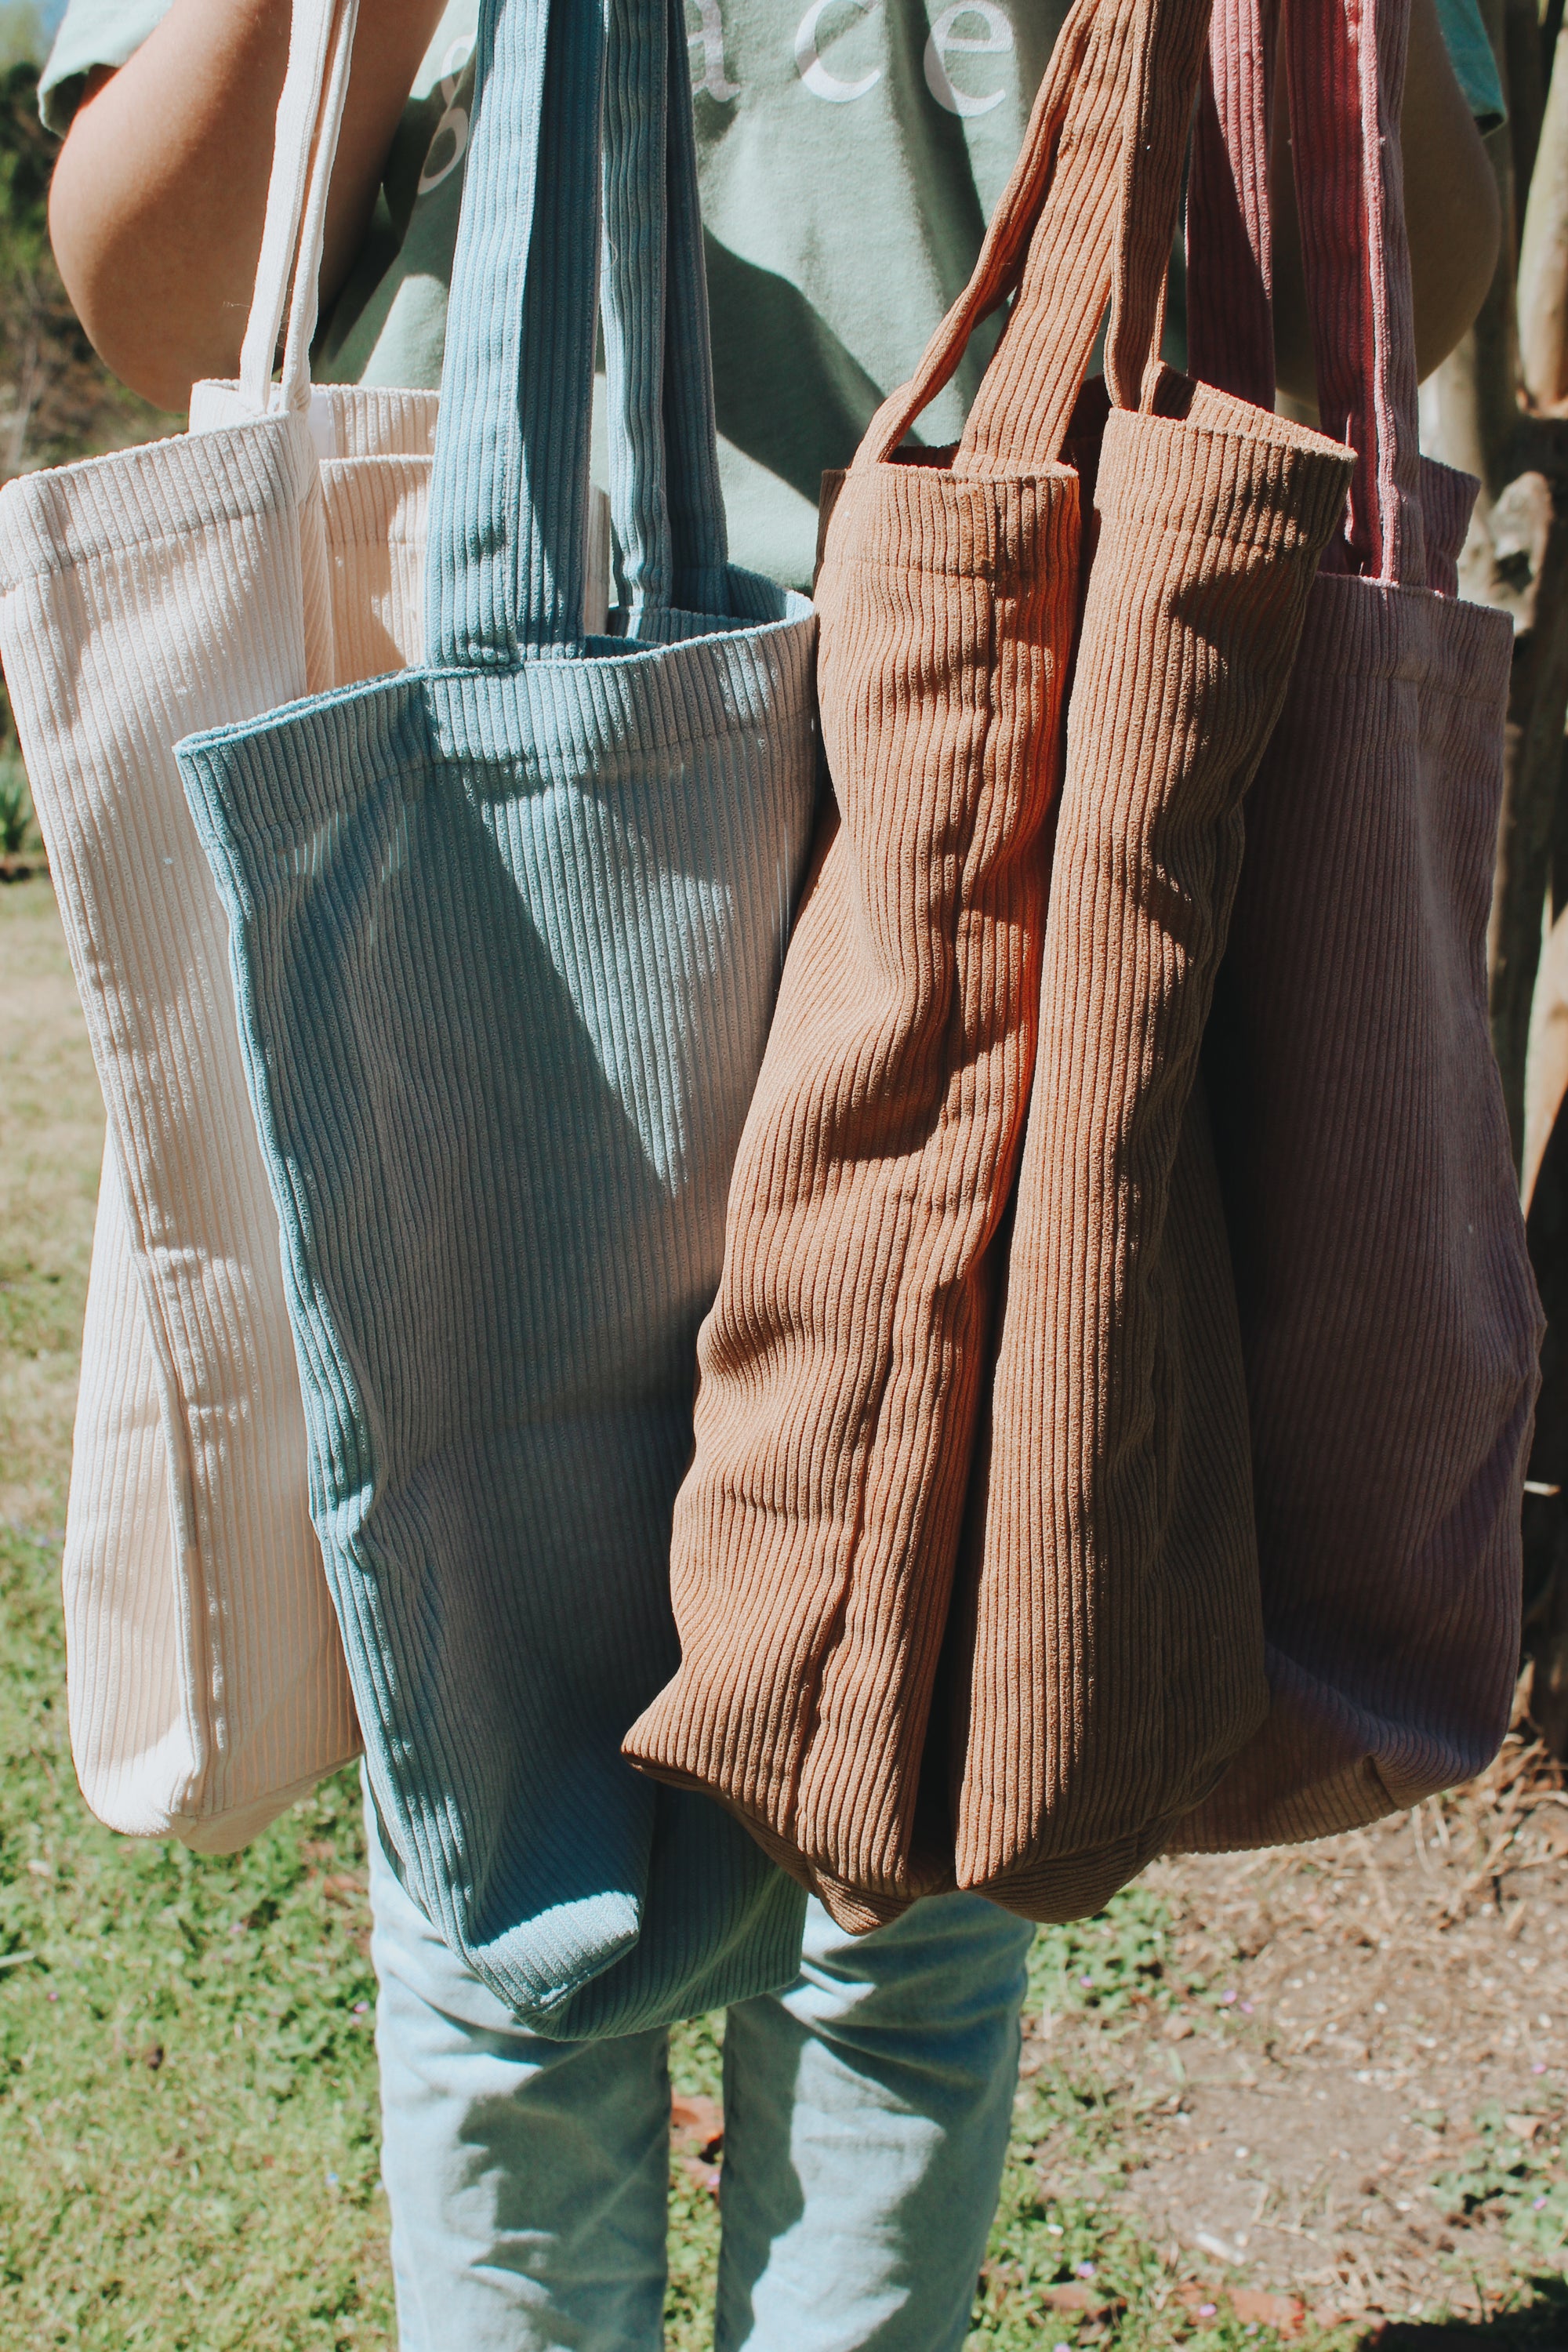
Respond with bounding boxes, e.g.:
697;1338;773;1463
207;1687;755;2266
0;753;34;857
1026;1882;1184;2023
0;1526;390;2351
666;2012;725;2348
0;1501;725;2352
1430;2101;1568;2265
0;1254;78;1364
0;1488;1340;2352
0;1487;1352;2352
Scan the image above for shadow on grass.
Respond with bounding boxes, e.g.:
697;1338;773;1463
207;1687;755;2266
1366;2274;1568;2345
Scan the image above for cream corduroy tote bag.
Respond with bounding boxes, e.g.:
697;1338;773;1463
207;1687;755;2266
0;0;451;1848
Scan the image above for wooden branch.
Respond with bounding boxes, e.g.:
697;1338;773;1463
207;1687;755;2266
1488;445;1568;1167
1519;27;1568;408
1429;109;1519;515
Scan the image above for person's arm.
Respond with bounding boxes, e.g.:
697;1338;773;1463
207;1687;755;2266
1270;0;1502;405
48;0;448;412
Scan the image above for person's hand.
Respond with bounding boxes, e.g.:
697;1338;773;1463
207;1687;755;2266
49;0;449;411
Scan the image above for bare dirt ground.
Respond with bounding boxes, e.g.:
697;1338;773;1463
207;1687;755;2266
1023;1726;1568;2338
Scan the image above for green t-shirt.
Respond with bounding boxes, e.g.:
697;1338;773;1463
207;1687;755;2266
43;0;1507;592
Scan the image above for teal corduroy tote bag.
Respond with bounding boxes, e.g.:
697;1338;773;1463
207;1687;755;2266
176;0;817;2034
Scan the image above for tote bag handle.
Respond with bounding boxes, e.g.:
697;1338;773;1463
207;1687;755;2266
1287;0;1425;584
855;0;1214;481
426;0;728;665
1185;0;1279;409
1099;0;1214;410
238;0;361;416
600;0;730;623
1188;0;1425;585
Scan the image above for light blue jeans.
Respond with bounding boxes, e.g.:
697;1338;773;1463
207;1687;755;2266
366;1790;1033;2351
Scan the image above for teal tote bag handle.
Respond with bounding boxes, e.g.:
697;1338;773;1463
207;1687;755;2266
599;0;730;625
428;0;728;660
426;0;594;661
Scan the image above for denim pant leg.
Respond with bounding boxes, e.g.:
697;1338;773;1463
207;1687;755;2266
714;1891;1034;2352
366;1782;671;2352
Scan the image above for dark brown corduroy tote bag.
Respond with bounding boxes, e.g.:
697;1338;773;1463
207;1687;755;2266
1167;0;1542;1854
937;5;1357;1929
628;0;1352;1929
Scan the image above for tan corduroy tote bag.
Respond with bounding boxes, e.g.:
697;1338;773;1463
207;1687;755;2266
629;0;1352;1928
1168;0;1541;1852
935;0;1356;1930
0;0;449;1847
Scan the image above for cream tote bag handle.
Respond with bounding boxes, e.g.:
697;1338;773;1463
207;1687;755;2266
238;0;360;415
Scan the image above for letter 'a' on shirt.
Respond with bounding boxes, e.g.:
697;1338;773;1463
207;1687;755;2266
40;0;1508;592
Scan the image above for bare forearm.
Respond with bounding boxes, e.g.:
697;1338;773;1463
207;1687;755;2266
1271;0;1501;404
49;0;446;412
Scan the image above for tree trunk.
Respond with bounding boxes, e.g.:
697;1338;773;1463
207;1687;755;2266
1427;25;1568;1172
1520;28;1568;407
1487;441;1568;1169
1505;0;1546;215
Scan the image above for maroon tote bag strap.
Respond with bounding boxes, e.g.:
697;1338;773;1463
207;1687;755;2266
1189;0;1471;585
1287;0;1426;582
1192;0;1421;574
1186;0;1278;409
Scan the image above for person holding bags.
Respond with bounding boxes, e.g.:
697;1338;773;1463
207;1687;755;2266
20;2;1515;2350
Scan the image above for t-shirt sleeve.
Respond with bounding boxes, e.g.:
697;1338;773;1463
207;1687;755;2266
1434;0;1506;132
38;0;174;135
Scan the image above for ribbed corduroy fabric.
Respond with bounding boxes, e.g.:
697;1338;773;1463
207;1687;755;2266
0;0;395;1849
0;410;354;1852
192;382;441;687
950;371;1350;1923
1168;0;1540;1850
177;0;815;2032
626;0;1353;1930
196;381;612;685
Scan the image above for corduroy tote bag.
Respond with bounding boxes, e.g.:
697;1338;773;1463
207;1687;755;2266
177;0;817;2034
1169;0;1541;1853
896;0;1356;1929
0;0;379;1849
625;0;1147;1915
628;0;1353;1930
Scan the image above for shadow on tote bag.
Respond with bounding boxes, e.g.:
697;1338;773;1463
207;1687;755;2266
1170;0;1541;1851
630;0;1352;1929
178;0;817;2033
0;0;379;1849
